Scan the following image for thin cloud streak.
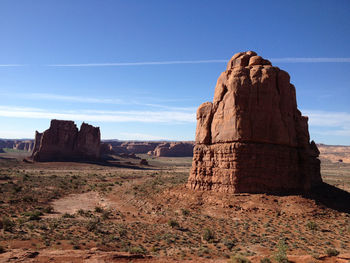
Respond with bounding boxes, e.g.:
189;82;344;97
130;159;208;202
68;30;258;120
3;58;350;68
0;106;196;123
303;110;350;127
0;64;25;67
48;58;350;67
3;92;196;111
48;60;227;67
303;110;350;139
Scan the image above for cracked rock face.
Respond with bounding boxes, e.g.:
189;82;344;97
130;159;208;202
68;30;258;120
187;51;321;193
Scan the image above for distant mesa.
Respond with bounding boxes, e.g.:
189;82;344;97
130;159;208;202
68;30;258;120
187;51;322;194
149;142;194;157
0;139;34;153
30;119;101;162
99;140;195;158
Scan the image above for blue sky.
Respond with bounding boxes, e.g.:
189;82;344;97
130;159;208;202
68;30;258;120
0;0;349;145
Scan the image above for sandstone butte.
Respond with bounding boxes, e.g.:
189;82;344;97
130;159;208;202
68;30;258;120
187;51;322;194
31;119;101;162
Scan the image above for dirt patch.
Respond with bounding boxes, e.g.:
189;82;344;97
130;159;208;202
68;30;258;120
50;192;106;216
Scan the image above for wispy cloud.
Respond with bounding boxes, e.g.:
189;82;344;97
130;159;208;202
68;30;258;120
48;60;227;67
2;92;197;111
303;110;350;139
0;106;195;123
0;64;25;67
2;58;350;68
303;110;350;127
48;58;350;67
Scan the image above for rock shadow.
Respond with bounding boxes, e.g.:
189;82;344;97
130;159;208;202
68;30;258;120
305;182;350;213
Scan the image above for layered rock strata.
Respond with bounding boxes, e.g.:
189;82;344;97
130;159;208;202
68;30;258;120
187;51;321;193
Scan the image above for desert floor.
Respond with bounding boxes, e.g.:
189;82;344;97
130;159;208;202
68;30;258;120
0;150;349;262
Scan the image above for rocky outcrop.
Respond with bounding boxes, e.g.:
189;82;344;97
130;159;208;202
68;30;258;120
31;120;101;162
187;51;322;194
150;142;194;157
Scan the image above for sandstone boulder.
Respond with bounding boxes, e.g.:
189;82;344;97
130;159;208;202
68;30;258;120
187;51;321;193
31;120;101;162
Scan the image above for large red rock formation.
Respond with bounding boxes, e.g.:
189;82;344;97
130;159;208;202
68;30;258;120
187;51;321;193
31;120;101;161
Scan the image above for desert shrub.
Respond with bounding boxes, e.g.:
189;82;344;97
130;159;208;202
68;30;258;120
1;217;15;231
118;228;127;237
203;228;215;242
86;218;100;231
274;240;289;263
43;206;54;214
228;254;251;263
326;248;339;257
73;244;80;250
102;210;111;220
129;245;147;254
168;219;179;228
181;209;190;216
223;239;236;250
94;206;104;213
77;209;85;215
24;210;43;221
306;221;318;231
62;213;75;218
260;257;272;263
77;209;92;217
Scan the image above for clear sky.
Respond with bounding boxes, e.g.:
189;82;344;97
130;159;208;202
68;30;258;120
0;0;349;145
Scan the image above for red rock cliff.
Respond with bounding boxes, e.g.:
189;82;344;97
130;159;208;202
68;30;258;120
187;51;321;193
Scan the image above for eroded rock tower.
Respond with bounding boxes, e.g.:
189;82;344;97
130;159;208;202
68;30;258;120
187;51;321;193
